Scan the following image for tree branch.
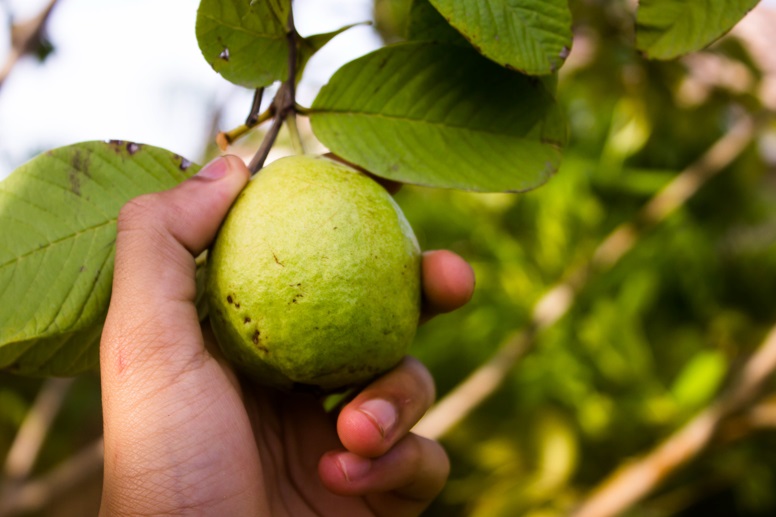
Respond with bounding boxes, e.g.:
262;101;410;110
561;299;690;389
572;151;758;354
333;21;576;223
413;113;761;441
0;0;59;93
216;89;274;151
571;322;776;517
0;438;104;517
248;8;299;174
2;378;74;484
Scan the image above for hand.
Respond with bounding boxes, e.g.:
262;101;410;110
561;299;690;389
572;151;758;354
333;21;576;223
99;156;475;516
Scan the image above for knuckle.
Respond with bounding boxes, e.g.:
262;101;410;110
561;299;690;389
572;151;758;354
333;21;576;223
402;356;436;407
117;193;163;234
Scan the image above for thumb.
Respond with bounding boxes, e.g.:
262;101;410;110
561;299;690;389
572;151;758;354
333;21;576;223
102;155;249;377
112;155;249;304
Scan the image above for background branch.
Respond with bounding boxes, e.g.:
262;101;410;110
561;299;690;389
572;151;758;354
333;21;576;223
0;0;59;92
2;378;73;484
0;438;104;517
414;113;760;441
571;322;776;517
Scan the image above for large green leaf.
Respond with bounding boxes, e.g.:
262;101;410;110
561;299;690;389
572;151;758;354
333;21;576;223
196;0;291;88
427;0;572;75
636;0;760;60
0;141;198;376
310;41;566;193
406;0;469;45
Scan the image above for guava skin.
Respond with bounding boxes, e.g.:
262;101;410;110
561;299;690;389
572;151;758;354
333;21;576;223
205;155;421;392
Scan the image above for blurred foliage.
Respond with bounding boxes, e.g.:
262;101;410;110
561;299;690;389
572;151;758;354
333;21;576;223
391;1;776;515
2;0;776;515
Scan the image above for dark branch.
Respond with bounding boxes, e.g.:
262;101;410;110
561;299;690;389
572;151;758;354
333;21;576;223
245;88;264;126
248;7;300;174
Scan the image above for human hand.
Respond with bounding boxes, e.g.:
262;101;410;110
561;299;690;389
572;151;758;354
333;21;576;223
99;156;475;516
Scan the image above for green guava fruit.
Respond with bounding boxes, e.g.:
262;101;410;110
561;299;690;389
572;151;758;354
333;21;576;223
205;154;421;392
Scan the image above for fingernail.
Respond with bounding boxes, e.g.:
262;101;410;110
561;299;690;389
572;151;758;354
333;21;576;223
358;399;397;438
337;453;371;482
195;157;228;181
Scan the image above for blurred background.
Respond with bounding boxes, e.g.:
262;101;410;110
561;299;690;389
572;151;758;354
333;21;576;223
2;0;776;515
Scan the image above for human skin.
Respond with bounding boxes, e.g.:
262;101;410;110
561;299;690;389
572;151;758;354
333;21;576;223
99;155;476;516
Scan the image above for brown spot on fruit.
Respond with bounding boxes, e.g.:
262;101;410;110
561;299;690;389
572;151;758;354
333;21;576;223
252;330;260;345
244;317;251;324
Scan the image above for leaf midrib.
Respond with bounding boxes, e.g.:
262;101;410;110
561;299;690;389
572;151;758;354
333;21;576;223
312;109;564;144
0;218;116;271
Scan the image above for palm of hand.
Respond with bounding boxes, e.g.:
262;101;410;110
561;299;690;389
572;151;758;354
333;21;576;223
99;157;471;517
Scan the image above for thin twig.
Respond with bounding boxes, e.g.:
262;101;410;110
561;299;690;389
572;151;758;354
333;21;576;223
0;0;59;92
0;438;104;517
414;113;761;441
571;322;776;517
217;107;275;151
245;87;265;126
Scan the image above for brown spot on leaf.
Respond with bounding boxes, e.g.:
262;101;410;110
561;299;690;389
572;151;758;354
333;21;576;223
105;140;142;156
69;170;81;196
68;150;92;196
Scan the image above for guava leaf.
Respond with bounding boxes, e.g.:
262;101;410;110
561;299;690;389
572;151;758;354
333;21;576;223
297;24;361;81
196;0;292;88
310;41;566;193
406;0;468;45
670;350;727;410
636;0;760;60
427;0;573;75
0;141;198;376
